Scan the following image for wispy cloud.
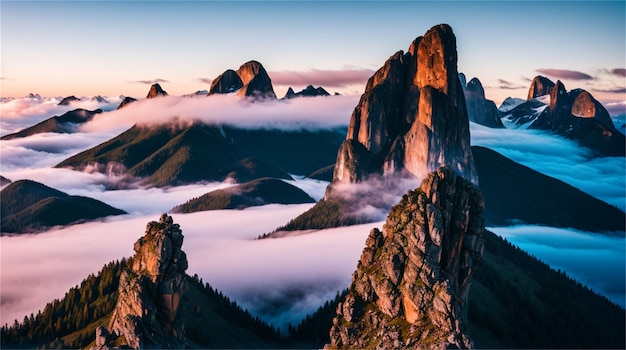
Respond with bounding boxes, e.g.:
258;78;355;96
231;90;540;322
610;68;626;77
268;68;374;88
535;68;594;81
129;78;170;85
197;77;213;84
594;87;626;94
494;79;526;90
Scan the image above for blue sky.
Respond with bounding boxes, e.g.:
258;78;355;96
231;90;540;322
1;1;624;109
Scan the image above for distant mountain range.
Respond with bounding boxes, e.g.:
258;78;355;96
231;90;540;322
499;75;624;157
1;108;102;140
55;122;345;187
172;178;314;213
0;179;125;234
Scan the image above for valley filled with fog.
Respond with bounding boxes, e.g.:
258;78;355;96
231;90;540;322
1;94;624;329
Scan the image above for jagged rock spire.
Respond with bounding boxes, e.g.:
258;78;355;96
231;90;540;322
147;83;168;99
106;214;188;349
326;166;485;349
332;23;478;188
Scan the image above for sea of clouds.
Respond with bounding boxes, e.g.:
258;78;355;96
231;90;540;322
1;95;624;330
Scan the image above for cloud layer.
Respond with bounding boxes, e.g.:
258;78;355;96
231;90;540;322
268;68;374;88
535;68;594;81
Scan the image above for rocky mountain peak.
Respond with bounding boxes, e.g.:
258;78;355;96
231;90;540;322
58;95;80;105
570;89;614;127
117;96;137;109
208;69;243;95
462;76;503;128
105;214;188;349
326;166;485;349
147;83;168;99
415;24;459;97
528;75;556;100
333;23;477;188
236;60;276;99
208;61;276;99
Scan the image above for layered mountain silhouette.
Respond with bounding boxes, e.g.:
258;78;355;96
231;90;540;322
0;175;12;186
473;145;625;232
56;123;345;187
459;73;503;128
172;178;314;213
500;76;624;156
283;85;330;99
117;96;137;109
0;179;126;233
209;61;276;99
1;108;102;140
58;95;80;105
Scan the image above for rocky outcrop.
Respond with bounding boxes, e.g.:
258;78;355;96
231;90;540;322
107;214;188;349
327;166;485;349
208;69;243;95
527;75;555;99
208;61;276;99
58;95;80;105
117;96;137;109
236;61;276;99
462;77;504;128
332;24;477;187
283;85;330;99
147;83;168;99
530;80;624;156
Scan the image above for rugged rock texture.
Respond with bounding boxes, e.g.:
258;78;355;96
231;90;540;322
461;77;503;128
236;61;276;99
530;80;624;156
1;108;103;140
327;166;485;349
208;69;243;95
117;96;137;109
527;75;555;99
108;214;188;349
147;84;168;99
283;85;330;99
332;24;477;188
58;95;80;105
208;61;276;99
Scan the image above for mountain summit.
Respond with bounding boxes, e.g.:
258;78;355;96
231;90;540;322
327;167;485;349
209;60;276;99
146;83;168;99
106;214;188;349
332;24;477;186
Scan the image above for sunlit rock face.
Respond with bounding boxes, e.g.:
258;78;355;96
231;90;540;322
107;214;188;349
528;78;624;157
209;61;276;99
527;75;555;100
326;166;485;349
209;69;243;95
331;24;478;189
146;83;168;99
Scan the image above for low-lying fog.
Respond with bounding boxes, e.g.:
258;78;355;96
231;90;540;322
1;95;624;330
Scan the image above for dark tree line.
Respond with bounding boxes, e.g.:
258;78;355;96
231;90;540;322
1;259;128;349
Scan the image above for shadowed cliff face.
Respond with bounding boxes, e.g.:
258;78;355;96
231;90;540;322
209;61;276;99
326;166;485;349
146;84;168;99
332;24;477;189
460;76;503;129
107;214;188;349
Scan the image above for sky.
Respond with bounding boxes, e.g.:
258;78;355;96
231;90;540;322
1;1;625;111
